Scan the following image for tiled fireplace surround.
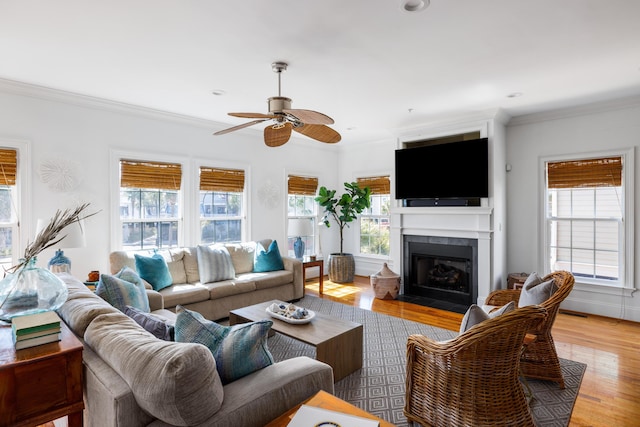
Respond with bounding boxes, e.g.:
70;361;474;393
390;205;493;307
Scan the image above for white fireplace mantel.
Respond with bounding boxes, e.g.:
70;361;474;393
390;206;494;305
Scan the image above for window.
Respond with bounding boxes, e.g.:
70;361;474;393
120;159;181;250
358;175;390;256
199;167;245;244
0;148;18;270
544;154;631;287
287;175;318;258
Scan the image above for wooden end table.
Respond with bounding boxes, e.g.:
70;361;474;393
302;258;324;295
265;390;396;427
0;321;84;427
230;300;363;382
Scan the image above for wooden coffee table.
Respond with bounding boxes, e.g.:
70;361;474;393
229;300;363;382
265;390;395;427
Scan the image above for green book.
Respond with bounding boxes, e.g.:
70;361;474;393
11;311;61;336
13;326;62;341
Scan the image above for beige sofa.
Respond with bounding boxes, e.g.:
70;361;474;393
109;239;303;321
56;273;334;427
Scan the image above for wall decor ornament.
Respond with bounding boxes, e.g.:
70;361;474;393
257;180;280;209
39;158;80;192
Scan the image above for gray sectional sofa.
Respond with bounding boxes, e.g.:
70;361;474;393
109;239;304;321
56;272;334;427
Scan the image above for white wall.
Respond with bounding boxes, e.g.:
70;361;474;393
506;97;640;322
3;80;639;321
0;83;339;278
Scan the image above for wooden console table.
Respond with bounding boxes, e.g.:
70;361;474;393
302;258;324;295
0;321;84;427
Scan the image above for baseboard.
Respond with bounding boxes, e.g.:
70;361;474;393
561;296;640;322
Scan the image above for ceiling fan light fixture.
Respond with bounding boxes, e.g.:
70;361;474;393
402;0;430;13
214;61;341;145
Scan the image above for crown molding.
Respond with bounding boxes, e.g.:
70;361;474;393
0;77;225;129
507;95;640;127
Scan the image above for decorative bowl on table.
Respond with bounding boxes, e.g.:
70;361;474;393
266;302;315;324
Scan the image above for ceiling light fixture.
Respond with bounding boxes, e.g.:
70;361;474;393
211;89;226;96
401;0;430;13
507;92;523;98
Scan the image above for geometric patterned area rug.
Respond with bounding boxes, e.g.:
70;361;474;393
267;295;586;427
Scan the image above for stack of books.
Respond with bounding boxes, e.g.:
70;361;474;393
12;311;62;350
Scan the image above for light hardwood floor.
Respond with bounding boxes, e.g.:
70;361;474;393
304;276;640;427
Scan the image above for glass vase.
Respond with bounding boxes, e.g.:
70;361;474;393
0;257;68;321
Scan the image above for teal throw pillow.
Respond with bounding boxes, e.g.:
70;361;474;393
96;267;150;313
134;253;173;291
174;306;274;384
253;240;284;272
196;245;236;283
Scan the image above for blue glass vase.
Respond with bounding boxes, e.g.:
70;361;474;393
0;257;68;321
293;237;305;260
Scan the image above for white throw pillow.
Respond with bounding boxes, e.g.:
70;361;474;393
196;245;236;283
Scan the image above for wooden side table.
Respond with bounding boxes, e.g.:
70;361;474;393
0;320;84;427
302;258;324;295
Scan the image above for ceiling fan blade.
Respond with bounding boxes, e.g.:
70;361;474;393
264;122;292;147
213;119;267;136
284;109;334;125
293;124;341;143
229;112;277;119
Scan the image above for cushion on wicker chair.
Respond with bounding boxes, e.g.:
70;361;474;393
460;301;515;333
518;273;556;307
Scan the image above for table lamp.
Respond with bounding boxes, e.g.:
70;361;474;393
288;218;313;260
36;218;86;273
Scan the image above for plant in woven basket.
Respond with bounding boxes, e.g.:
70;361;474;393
0;203;98;320
315;182;371;283
315;182;371;255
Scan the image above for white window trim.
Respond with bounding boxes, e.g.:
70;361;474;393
192;159;251;245
110;149;190;251
285;168;321;256
538;147;635;291
0;138;31;266
352;170;392;260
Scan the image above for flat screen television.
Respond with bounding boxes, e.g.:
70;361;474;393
395;137;489;203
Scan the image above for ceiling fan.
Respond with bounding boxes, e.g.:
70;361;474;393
213;62;341;147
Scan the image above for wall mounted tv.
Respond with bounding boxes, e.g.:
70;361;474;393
395;137;489;205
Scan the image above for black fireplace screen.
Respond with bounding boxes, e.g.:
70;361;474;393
414;254;470;293
403;237;477;307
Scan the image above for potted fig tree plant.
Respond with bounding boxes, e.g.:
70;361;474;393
315;182;371;283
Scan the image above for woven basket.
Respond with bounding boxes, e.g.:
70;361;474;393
370;263;400;300
328;254;355;283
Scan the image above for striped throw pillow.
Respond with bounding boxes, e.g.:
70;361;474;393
174;305;274;384
96;267;150;313
196;245;236;283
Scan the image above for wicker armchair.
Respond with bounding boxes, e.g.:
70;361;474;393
404;305;547;427
484;270;575;388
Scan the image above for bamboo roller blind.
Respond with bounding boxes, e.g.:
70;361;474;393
200;167;245;192
120;160;182;190
357;175;390;194
0;148;17;186
547;156;622;189
288;175;318;195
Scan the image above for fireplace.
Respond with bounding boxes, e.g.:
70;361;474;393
402;235;478;311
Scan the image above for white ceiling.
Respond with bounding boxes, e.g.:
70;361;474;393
1;0;639;145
